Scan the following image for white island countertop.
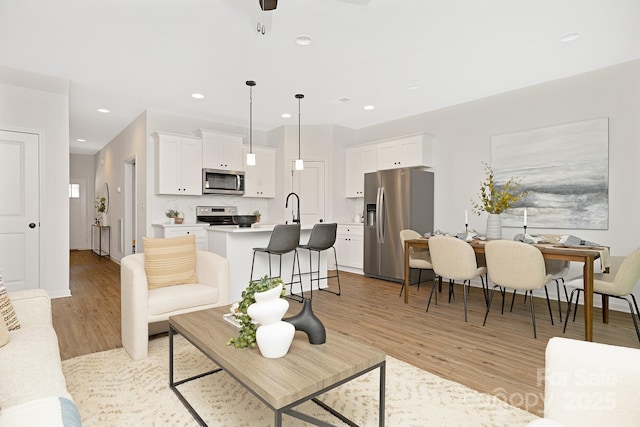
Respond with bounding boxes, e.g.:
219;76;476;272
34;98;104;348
206;223;316;233
207;223;327;301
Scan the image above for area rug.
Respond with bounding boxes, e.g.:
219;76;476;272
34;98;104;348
62;335;538;426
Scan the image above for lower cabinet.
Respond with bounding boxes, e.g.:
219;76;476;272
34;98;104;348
152;224;207;251
335;224;363;271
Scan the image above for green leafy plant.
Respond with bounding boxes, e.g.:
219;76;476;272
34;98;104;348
165;209;179;218
226;276;285;349
471;162;526;215
95;196;106;213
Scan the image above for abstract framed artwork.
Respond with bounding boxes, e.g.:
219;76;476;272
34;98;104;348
490;117;609;230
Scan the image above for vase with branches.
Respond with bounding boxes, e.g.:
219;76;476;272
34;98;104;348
471;162;526;239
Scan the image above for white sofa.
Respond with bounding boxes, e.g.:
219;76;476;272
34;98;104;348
121;250;230;360
0;289;81;426
528;337;640;427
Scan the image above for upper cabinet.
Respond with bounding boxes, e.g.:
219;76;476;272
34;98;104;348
344;134;434;198
196;129;244;171
345;145;377;197
376;134;433;171
242;146;276;198
154;132;202;195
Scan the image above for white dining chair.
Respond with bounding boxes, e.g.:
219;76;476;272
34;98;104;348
563;247;640;342
399;229;434;297
484;240;554;338
427;235;487;322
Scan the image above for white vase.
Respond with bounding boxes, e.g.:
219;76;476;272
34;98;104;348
101;212;109;227
247;284;295;358
486;213;502;240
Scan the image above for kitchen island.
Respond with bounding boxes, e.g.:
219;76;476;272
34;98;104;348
207;224;328;302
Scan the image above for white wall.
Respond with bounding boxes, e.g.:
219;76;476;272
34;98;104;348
0;70;71;298
70;154;95;249
94;111;148;263
352;58;640;311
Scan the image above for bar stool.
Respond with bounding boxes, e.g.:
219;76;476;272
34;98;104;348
250;224;303;300
297;223;341;298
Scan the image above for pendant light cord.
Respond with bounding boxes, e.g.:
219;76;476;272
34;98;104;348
246;81;256;155
295;93;304;159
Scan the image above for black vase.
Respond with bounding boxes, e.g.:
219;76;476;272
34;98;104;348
284;297;326;344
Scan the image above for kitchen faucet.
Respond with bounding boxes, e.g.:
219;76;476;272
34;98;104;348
285;192;300;224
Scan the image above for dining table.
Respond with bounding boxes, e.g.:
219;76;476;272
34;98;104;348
403;238;604;342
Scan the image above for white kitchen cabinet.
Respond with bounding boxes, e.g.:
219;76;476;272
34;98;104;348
335;224;363;271
376;134;433;170
154;132;202;195
344;145;377;197
152;224;207;251
197;129;244;171
242;145;276;198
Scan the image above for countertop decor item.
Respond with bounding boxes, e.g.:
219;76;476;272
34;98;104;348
232;215;257;228
226;276;285;349
284;297;326;344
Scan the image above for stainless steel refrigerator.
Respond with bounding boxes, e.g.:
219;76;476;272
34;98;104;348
363;168;434;282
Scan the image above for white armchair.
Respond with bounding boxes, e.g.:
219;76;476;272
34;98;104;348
121;250;230;360
528;337;640;427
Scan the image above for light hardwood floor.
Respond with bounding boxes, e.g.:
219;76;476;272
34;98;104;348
54;250;640;416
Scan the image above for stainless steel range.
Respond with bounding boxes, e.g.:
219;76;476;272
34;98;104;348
196;206;237;225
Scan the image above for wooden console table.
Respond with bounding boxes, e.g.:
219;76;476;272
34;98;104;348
403;238;600;342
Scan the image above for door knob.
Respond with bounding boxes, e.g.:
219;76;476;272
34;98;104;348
29;223;36;229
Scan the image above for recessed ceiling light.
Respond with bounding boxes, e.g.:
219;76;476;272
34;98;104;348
76;138;86;142
97;108;110;113
408;85;420;90
281;113;292;118
560;31;581;42
192;93;205;99
364;105;375;110
295;35;313;46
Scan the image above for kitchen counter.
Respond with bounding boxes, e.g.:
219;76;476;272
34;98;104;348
205;223;316;233
207;224;327;301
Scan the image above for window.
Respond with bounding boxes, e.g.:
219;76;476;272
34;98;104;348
69;183;80;198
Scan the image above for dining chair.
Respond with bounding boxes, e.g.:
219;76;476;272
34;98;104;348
484;240;554;338
399;229;434;297
427;235;487;322
545;259;570;321
563;247;640;342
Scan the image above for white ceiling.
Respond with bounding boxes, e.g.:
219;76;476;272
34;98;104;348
1;0;639;155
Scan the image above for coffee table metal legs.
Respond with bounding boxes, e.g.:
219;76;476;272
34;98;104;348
169;325;386;426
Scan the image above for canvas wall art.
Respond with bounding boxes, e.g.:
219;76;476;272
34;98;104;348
490;117;609;230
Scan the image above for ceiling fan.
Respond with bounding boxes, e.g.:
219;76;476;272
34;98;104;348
258;0;370;11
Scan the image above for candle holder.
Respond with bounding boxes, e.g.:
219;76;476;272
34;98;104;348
465;223;468;233
523;225;527;235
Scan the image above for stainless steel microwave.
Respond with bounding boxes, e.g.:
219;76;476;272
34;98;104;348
202;169;245;195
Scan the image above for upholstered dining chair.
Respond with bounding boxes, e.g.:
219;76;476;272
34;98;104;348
563;247;640;342
121;236;230;360
399;229;434;297
427;235;487;322
484;240;554;338
544;259;570;321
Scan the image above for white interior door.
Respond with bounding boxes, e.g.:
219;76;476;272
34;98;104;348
292;161;325;225
69;178;88;250
0;130;39;291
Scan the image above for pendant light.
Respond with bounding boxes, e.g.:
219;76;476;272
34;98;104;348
246;80;256;166
295;93;304;170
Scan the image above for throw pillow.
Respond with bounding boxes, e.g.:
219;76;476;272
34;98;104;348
0;284;20;331
143;234;198;290
0;315;8;347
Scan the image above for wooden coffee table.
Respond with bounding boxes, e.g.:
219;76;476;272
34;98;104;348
169;306;386;426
